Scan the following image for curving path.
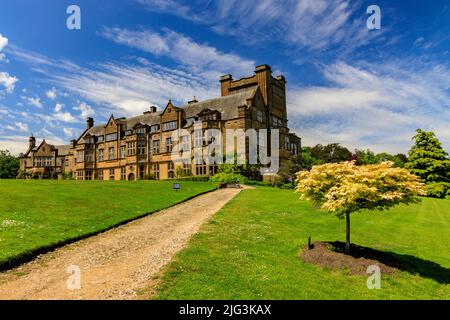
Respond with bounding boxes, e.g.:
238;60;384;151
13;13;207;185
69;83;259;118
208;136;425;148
0;188;241;300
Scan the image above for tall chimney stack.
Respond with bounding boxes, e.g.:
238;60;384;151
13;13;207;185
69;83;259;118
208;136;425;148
29;135;36;149
86;117;94;129
220;74;233;97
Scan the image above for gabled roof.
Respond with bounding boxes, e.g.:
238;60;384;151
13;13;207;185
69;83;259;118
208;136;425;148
76;88;257;142
79;112;161;140
54;145;71;156
182;88;257;120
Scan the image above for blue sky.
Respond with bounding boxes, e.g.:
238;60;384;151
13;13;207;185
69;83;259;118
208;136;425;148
1;0;450;155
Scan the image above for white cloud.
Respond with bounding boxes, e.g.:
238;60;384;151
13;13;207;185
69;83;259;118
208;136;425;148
46;87;57;100
287;61;450;153
101;27;255;79
0;72;18;93
0;33;8;62
0;135;65;156
51;103;77;123
27;96;42;108
0;34;7;52
73;102;95;118
54;103;63;113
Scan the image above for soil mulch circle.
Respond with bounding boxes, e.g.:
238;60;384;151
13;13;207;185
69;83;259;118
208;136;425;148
300;241;408;276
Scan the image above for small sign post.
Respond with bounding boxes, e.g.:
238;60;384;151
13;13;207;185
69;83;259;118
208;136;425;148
173;183;181;192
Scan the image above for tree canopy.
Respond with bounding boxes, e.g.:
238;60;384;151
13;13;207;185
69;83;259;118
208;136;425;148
0;150;20;179
296;161;425;253
405;129;450;184
310;143;353;164
301;144;407;170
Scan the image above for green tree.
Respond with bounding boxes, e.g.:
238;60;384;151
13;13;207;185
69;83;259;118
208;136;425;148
355;149;378;165
0;150;20;179
405;129;450;197
355;149;407;168
310;143;352;164
300;147;319;169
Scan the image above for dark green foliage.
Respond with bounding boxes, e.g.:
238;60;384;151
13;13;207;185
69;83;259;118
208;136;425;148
175;176;210;182
301;144;353;169
300;147;317;169
0;150;19;179
218;156;262;181
310;143;353;164
405;129;450;198
355;149;407;167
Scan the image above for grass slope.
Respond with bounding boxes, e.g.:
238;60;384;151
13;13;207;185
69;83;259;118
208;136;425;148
0;180;216;269
154;187;450;300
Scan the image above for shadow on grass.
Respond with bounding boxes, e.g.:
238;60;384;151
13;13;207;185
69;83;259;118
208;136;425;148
327;241;450;284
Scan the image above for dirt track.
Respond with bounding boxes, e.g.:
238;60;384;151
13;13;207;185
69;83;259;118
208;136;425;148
0;188;241;300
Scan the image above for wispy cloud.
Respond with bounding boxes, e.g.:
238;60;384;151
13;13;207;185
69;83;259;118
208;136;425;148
288;60;450;153
52;62;218;116
100;27;255;79
137;0;381;54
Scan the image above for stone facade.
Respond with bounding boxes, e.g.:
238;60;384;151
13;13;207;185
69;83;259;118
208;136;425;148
19;64;301;180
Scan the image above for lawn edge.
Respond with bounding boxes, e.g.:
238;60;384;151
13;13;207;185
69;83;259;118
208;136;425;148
0;185;218;272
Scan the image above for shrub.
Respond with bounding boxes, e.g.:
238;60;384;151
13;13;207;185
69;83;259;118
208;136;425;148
279;182;295;190
176;166;192;178
62;172;74;180
142;173;156;180
426;182;450;198
246;180;272;187
210;173;248;184
175;176;210;182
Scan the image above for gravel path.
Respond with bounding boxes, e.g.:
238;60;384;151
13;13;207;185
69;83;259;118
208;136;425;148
0;188;241;300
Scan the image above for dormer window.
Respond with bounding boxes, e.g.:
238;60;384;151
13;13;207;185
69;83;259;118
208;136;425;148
106;133;118;141
150;124;160;133
135;127;146;134
162;121;177;131
199;110;219;122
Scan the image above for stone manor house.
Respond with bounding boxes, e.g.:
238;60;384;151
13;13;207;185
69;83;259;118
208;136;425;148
19;65;301;180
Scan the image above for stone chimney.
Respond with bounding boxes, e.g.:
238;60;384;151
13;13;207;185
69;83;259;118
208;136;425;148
70;139;77;148
188;96;198;104
254;64;272;107
86;117;94;129
144;106;158;114
220;74;233;97
29;135;36;149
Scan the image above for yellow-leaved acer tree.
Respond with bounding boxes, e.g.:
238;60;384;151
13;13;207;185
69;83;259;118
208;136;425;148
296;161;426;254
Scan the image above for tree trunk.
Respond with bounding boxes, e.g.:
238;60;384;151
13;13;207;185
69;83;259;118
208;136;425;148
345;212;351;254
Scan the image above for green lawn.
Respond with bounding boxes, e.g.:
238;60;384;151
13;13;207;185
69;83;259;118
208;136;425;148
154;187;450;300
0;179;216;270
